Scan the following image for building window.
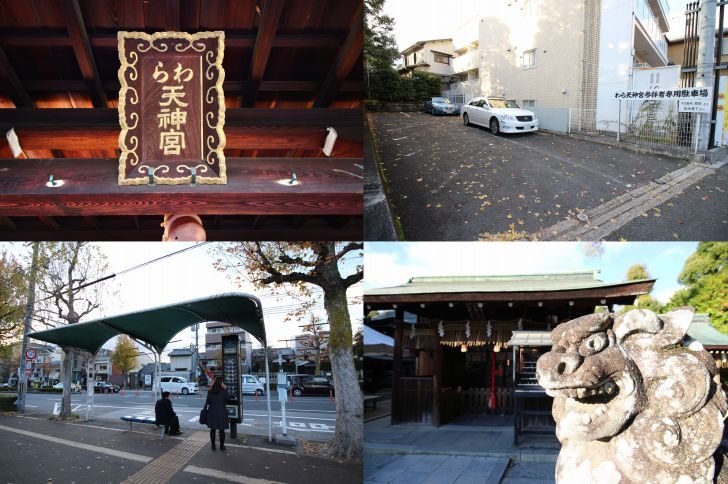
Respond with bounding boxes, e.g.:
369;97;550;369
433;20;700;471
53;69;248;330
522;49;536;69
433;52;450;64
522;100;536;107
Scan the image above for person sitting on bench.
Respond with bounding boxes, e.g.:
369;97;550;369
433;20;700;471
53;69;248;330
155;391;183;436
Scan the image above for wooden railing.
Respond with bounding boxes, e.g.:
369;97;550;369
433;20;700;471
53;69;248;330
397;377;433;424
462;387;514;415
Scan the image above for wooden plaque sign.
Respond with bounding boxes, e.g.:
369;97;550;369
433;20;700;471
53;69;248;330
118;31;226;185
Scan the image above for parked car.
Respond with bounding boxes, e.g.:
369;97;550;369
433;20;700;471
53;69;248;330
290;375;335;397
94;381;119;393
53;382;81;393
424;97;458;115
461;97;538;135
0;382;14;389
159;376;198;395
241;374;265;396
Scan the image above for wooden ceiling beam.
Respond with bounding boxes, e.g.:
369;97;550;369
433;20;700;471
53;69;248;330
21;79;363;93
0;157;363;217
0;31;346;48
61;0;108;108
0;216;18;230
314;4;363;107
8;126;361;151
0;45;34;107
244;0;286;107
0;223;362;242
38;216;60;231
0;108;363;128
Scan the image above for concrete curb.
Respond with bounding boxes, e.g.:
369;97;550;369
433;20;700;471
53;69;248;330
364;112;399;241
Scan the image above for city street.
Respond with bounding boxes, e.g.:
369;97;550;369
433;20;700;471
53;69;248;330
18;390;337;441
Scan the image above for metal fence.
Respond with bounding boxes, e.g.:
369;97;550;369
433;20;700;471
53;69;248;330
441;80;482;106
569;100;701;154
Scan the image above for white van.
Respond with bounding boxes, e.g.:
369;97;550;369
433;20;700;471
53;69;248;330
241;374;265;396
160;376;198;395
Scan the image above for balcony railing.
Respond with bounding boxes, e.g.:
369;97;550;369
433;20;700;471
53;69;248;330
634;0;668;61
452;50;479;73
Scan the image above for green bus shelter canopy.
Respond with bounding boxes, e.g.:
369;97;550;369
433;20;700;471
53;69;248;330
27;293;265;355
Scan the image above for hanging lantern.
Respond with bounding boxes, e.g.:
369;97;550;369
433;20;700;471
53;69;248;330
494;343;501;353
465;321;471;339
487;321;492;338
517;318;523;330
409;324;416;339
461;343;468;353
438;320;445;337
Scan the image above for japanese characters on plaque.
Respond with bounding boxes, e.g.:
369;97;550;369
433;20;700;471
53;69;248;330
117;32;226;185
613;88;712;101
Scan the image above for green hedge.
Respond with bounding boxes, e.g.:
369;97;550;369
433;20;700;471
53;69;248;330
0;394;17;411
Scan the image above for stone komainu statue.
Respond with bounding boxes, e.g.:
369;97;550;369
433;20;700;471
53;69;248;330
536;308;727;483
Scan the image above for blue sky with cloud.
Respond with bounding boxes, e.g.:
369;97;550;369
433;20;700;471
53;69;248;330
364;242;698;305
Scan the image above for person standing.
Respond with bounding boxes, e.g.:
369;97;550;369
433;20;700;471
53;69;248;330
155;391;183;435
205;376;229;451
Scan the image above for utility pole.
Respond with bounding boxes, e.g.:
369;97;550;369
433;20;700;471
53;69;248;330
697;0;717;150
17;242;40;413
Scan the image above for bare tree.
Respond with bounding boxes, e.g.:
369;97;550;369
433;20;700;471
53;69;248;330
35;242;109;418
298;313;329;375
213;242;363;459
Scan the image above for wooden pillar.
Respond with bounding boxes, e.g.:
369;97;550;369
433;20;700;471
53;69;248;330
391;308;404;424
433;333;443;426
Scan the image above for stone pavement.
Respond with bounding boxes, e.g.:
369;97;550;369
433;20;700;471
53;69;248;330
0;414;360;483
364;415;558;483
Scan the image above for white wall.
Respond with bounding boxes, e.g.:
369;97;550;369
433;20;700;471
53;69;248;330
596;0;635;129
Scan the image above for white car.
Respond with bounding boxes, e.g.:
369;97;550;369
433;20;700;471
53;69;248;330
241;374;265;396
159;376;198;395
461;97;538;135
53;382;81;393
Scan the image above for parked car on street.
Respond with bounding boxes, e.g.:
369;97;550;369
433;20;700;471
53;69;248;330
290;375;335;397
241;374;265;395
424;97;458;115
461;97;538;135
93;381;119;393
53;382;81;393
159;376;198;395
0;382;14;389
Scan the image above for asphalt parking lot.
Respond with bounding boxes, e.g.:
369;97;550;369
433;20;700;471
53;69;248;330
368;111;726;240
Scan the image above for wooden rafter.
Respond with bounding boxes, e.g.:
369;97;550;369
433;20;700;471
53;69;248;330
60;0;107;108
165;0;180;31
314;3;363;107
0;45;34;107
244;0;286;107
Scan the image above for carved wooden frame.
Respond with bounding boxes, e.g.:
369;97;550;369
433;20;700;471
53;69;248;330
117;31;226;185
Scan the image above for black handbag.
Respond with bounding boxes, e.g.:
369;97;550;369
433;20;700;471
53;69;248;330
199;404;208;425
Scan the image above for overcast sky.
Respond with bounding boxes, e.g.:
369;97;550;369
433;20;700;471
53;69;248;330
3;242;362;361
364;242;697;306
383;0;686;53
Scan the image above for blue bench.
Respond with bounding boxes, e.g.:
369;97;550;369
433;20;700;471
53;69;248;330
120;415;165;438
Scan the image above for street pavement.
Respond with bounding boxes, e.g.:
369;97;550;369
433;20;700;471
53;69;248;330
0;414;360;483
367;112;727;241
18;389;337;441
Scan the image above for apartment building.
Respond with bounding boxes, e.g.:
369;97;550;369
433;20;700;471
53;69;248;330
399;38;456;89
444;0;671;131
202;321;253;373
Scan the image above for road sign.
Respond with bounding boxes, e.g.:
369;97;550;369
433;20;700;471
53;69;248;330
25;348;37;360
25;360;32;370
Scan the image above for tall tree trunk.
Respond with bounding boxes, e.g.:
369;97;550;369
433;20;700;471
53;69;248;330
60;349;73;417
324;286;362;459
